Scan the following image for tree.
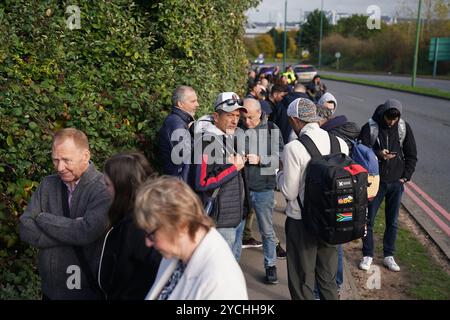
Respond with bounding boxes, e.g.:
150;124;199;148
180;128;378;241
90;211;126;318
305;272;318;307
336;14;381;39
244;37;259;57
301;9;332;55
255;34;275;58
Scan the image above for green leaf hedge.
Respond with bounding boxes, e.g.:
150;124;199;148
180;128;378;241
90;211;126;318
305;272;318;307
0;0;259;298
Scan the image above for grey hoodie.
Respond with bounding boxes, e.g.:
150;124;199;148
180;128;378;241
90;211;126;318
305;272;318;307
19;163;111;299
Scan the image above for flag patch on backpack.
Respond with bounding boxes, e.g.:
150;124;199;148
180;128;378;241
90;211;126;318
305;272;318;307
336;212;353;222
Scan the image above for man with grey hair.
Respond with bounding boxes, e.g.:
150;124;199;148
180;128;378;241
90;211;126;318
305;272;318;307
159;85;199;181
191;92;250;261
277;98;349;300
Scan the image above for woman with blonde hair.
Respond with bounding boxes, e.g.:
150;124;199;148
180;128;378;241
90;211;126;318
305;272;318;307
135;176;248;300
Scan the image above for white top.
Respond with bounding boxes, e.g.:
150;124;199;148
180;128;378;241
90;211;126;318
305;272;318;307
145;228;248;300
276;122;349;220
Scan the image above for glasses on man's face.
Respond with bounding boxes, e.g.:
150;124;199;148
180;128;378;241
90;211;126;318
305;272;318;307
215;98;243;109
145;227;159;242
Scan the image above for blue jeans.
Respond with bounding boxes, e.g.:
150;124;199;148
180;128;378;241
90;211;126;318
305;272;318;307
250;190;277;268
218;218;245;262
232;218;246;262
362;180;404;258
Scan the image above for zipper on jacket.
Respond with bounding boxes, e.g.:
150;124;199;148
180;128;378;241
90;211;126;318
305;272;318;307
98;227;114;300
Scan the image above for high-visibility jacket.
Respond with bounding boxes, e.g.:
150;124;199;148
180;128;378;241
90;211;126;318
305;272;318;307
283;70;296;84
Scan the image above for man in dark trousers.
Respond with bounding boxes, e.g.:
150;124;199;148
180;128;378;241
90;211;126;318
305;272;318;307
358;99;417;272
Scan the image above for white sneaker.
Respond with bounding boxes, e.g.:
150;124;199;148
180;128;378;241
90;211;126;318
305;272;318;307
359;256;373;271
384;256;400;272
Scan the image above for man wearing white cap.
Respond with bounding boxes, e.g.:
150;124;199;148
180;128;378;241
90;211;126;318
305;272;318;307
190;92;251;261
276;98;349;300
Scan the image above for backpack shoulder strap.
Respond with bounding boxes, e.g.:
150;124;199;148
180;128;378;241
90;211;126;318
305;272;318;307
298;134;322;158
329;133;341;154
398;118;406;146
368;118;379;147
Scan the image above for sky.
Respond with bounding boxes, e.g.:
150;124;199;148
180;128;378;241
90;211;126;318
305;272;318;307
246;0;419;22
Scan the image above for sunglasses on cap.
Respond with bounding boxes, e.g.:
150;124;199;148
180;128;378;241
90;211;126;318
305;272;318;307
215;98;243;109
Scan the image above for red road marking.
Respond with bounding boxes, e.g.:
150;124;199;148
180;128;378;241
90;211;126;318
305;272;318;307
404;185;450;237
408;181;450;221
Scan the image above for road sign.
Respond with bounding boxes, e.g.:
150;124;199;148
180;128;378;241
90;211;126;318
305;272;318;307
428;37;450;62
301;50;309;59
429;37;450;77
335;52;341;59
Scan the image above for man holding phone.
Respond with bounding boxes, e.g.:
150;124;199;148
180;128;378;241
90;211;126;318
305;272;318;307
358;99;417;272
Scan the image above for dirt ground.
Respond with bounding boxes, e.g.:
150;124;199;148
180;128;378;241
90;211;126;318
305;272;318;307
343;206;450;300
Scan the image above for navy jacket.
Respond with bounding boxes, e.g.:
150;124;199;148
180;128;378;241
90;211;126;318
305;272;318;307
159;107;195;181
272;92;311;143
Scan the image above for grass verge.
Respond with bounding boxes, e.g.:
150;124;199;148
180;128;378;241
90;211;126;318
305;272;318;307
321;74;450;100
374;203;450;299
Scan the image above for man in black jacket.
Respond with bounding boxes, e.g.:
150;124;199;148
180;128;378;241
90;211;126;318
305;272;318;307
358;99;417;272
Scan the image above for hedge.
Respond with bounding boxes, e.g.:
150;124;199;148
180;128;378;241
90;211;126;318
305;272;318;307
0;0;259;299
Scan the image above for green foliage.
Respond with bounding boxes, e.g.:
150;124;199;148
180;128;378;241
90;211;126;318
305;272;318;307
0;0;258;299
335;14;382;39
255;34;275;58
300;9;332;58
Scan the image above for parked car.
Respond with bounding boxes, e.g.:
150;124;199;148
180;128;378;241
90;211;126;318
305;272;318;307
293;64;317;83
257;65;276;76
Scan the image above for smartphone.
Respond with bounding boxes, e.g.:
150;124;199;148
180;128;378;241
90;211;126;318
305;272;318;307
388;151;397;155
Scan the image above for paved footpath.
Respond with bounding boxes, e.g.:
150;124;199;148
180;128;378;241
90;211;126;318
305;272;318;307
239;192;361;300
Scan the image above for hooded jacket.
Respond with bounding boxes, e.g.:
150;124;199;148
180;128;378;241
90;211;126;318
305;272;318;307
321;115;360;152
189;115;251;228
359;102;417;182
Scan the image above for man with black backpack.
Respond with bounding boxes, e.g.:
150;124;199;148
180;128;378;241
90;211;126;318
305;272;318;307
277;98;350;300
358;99;417;272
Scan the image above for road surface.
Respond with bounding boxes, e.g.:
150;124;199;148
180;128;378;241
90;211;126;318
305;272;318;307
326;79;450;257
321;71;450;93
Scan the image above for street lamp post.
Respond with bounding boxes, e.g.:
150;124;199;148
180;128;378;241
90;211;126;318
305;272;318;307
412;0;423;87
318;0;324;69
283;0;287;71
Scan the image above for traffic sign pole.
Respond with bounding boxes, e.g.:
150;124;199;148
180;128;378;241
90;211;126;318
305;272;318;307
433;38;439;78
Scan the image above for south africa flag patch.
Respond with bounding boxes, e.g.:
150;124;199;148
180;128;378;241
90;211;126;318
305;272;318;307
336;212;353;222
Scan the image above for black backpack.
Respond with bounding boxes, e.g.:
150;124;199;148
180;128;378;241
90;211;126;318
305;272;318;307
297;133;368;245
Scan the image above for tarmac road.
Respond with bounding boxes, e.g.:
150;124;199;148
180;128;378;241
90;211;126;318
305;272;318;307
321;71;450;92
